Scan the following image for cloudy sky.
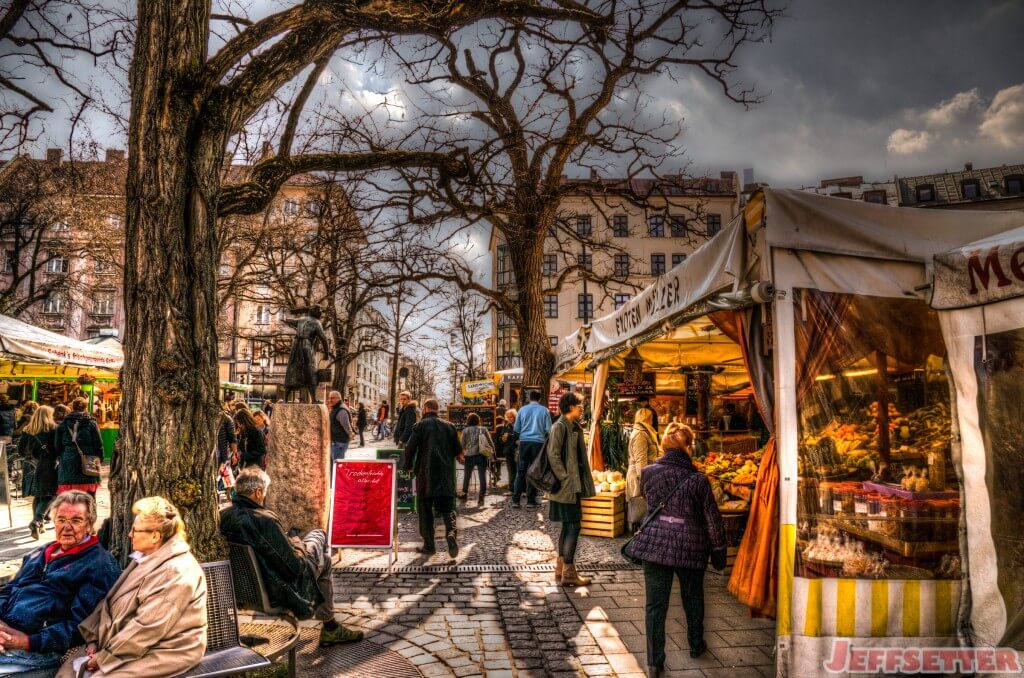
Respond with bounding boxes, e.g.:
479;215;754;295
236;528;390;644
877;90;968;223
15;0;1024;190
672;0;1024;186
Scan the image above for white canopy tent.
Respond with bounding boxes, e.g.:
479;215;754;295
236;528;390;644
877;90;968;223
0;313;122;378
581;188;1024;675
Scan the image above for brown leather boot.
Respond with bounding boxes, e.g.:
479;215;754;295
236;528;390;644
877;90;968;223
561;563;591;587
555;556;564;581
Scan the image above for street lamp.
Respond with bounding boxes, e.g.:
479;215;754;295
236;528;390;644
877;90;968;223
258;348;269;400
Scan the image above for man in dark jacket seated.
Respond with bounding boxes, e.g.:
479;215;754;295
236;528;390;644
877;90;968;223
0;491;120;673
219;468;362;647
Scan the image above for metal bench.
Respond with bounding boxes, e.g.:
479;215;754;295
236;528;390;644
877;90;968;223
226;542;300;678
178;560;271;677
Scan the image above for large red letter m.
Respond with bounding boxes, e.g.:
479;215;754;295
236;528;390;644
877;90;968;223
967;247;1011;295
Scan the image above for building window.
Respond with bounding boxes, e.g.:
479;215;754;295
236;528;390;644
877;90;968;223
706;214;722;237
497;326;520;362
672;253;687;267
42;293;64;314
496;244;514;287
255;305;271;325
831;191;853;199
614;294;631;309
52;221;70;232
612;215;629;237
2;250;13;273
1005;176;1023;194
577;293;594;320
304;199;322;217
650;254;666;276
916;184;935;202
92;290;115;316
575;214;592;237
547;224;556;237
577;251;592;271
106;215;123;229
94;258;109;273
669;216;686;237
613;254;630;278
961;179;981;200
543;254;557;276
648;215;665;237
45;256;68;274
544;295;558;318
549;336;559;347
863;190;887;204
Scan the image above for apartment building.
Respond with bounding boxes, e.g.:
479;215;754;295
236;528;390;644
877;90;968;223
897;162;1024;210
800;175;898;205
488;173;740;371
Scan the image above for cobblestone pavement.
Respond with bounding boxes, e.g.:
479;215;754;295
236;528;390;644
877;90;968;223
332;448;777;677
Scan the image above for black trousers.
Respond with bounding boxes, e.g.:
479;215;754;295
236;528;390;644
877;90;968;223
643;561;705;667
418;496;456;551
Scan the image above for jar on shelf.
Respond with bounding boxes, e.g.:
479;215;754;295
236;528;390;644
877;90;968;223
853;489;870;519
818;482;834;516
880;497;900;537
836;485;856;515
928;448;947;491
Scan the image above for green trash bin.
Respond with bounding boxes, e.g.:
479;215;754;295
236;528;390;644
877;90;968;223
100;427;119;462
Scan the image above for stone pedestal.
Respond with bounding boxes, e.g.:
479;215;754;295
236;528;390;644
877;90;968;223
264;403;330;531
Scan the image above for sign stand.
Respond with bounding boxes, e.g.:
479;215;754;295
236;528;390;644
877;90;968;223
328;459;399;560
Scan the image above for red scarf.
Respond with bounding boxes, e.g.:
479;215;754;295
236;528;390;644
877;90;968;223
44;535;99;564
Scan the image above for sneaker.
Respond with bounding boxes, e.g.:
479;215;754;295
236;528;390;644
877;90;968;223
446;532;459;558
511;502;522;509
319;624;363;647
526;502;539;509
415;546;436;555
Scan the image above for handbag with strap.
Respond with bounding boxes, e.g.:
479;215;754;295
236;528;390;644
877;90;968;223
620;472;693;566
477;428;495;460
72;421;102;478
526;426;566;494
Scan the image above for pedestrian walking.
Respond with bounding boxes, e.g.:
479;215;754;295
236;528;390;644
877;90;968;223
511;390;550;509
216;407;238;491
393;391;417;448
627;425;727;675
458;413;493;506
55;398;103;497
495;409;518;493
356;403;367;447
18;405;58;540
375;400;390;439
0;394;16;443
546;392;596;587
327;390;356;461
262;399;274;417
402;398;462;557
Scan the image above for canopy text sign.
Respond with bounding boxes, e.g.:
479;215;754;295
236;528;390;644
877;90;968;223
934;230;1024;309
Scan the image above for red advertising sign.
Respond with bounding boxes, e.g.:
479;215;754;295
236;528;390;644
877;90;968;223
328;459;396;549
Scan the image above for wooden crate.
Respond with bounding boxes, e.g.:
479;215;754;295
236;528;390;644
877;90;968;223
580;492;626;538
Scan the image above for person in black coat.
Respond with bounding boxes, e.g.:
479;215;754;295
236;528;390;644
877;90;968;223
235;408;267;469
55;398;103;496
393;391;418;447
18;405;59;539
0;394;16;440
402;399;462;557
356;403;367;447
495;409;518;492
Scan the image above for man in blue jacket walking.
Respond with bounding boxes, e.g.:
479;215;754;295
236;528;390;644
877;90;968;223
511;390;551;509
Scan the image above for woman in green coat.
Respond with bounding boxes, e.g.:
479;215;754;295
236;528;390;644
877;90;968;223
546;391;596;587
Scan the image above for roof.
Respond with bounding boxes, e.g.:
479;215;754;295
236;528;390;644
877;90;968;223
897;163;1024;207
559;174;737;197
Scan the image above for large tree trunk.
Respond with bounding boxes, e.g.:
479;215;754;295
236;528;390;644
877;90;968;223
510;218;555;398
111;0;222;562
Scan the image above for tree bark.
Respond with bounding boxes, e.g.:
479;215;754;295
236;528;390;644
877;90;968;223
509;211;555;400
111;0;222;562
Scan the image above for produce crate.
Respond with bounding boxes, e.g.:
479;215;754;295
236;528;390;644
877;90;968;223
581;492;626;538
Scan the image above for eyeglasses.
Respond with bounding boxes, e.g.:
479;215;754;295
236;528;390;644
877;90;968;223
130;527;160;535
55;517;87;528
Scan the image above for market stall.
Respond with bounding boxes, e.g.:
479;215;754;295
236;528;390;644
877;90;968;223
579;188;1024;674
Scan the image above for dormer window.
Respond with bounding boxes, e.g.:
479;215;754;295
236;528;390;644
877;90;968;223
1006;176;1023;194
863;190;887;204
832;191;852;199
916;184;935;202
961;179;980;200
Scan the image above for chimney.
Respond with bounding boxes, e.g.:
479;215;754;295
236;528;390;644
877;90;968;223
964;162;973;172
105;148;125;163
45;148;63;166
589;167;598;182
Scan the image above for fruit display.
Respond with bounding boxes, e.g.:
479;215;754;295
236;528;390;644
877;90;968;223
590;470;626;494
692;449;763;484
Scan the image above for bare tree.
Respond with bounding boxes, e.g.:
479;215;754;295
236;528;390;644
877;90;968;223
432;288;488;384
0;0;124;151
403;351;440;405
377;0;777;394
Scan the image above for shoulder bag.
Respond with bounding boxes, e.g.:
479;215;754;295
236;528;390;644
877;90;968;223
72;421;102;478
477;428;495;460
526;425;565;494
620;472;692;566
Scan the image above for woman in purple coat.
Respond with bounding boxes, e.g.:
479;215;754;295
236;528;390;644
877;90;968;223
627;425;726;677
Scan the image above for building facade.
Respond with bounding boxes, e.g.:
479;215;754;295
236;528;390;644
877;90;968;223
488;173;741;372
897;162;1024;210
800;175;898;205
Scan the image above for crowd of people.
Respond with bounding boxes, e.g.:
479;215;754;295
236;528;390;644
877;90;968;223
1;389;727;678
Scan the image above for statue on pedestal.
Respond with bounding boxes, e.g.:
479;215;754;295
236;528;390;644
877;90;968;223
283;306;329;403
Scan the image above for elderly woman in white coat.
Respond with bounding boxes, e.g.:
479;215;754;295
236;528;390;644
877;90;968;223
627;407;660;530
57;496;207;677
